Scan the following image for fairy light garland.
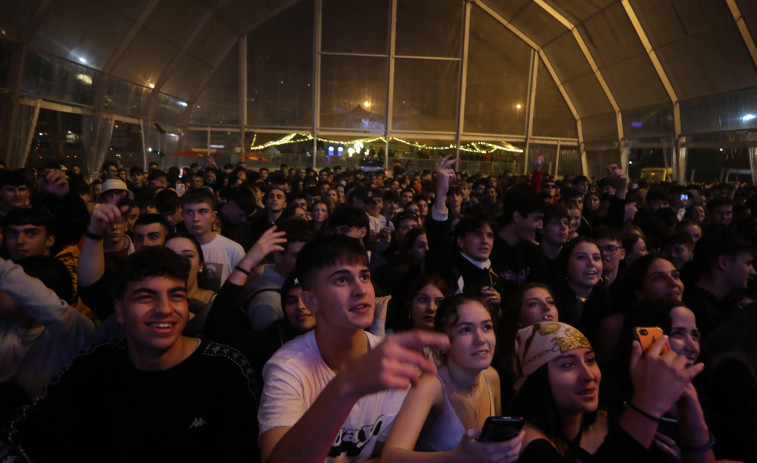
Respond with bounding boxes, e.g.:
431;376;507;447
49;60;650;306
249;133;523;154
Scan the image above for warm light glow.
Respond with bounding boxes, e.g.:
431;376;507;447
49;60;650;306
148;83;155;89
515;104;522;109
363;100;371;108
75;73;92;85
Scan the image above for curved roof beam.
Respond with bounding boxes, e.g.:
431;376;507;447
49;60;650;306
472;0;579;121
533;0;623;140
621;0;680;137
725;0;757;69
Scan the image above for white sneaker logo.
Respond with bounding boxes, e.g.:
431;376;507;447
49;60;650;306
189;417;207;429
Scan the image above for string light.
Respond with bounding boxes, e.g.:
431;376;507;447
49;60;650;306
249;133;523;154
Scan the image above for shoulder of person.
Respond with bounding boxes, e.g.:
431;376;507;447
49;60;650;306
521;421;558;452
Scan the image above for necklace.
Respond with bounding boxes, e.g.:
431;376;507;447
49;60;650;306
444;367;482;428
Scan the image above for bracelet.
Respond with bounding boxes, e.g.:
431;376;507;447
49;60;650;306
625;402;662;423
83;228;107;240
235;265;250;275
679;431;716;453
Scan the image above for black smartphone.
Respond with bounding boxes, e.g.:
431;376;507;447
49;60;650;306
478;416;524;442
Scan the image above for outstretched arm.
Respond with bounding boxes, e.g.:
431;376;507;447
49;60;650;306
260;331;450;463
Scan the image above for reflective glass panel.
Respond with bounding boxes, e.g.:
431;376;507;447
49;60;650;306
622;104;675;139
581;112;617;142
464;7;531;135
247;1;313;128
396;0;462;58
532;60;578;138
190;42;239;125
21;50;98;106
104;77;150;118
322;0;389;54
393;58;459;132
320;55;387;131
28;109;85;168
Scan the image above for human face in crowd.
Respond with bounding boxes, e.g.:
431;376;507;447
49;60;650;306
516;211;544;242
291;207;307;220
459;184;471;201
292;197;307;211
710;204;733;226
166;237;202;288
486;187;498;204
410;283;444;331
396;217;419;245
445;301;495;371
149;176;167;190
400;190;414;207
586;194;600;212
267;189;287;212
409;233;429;265
5;224;53;260
648;198;668;213
404;202;420;216
106;219;127;248
191;176;204;189
103;165;118;180
369;197;383;217
334;225;366;241
161;207;182;227
725;251;756;290
259;169;269;181
114;276;189;362
567;242;602;291
624;201;638;223
626;238;648;266
131;171;145;187
688;204;703;221
664;243;693;270
182;202;216;238
519;286;558;327
639;258;683;301
1;184;30;209
680;223;702;243
456;224;494;262
574;181;589;196
567;195;584;211
284;286;315;332
312;203;329;224
548;347;600;415
668;306;700;367
383;199;397;218
447;192;463;210
568;208;581;234
416;199;428;218
596;238;625;277
302;261;375;332
543;218;569;247
222;201;248;225
336;185;345;202
390;180;400;191
133;223;168;251
327;189;338;204
543;182;557;197
126;206;140;233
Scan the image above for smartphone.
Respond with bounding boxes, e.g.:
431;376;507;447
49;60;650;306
478;416;524;442
680;194;688;201
633;327;668;354
175;183;187;197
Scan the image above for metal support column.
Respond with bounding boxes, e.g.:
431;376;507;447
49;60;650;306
312;0;323;170
454;1;471;164
523;49;538;175
384;0;397;173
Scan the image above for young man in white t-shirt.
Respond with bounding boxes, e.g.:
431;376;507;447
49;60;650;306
181;189;244;291
258;235;449;463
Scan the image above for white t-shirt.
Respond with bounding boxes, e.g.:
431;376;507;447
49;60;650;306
200;234;244;291
259;331;408;462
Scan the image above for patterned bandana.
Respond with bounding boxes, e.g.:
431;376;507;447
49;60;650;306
513;322;592;390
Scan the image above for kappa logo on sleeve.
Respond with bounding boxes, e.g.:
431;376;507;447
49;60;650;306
327;415;384;458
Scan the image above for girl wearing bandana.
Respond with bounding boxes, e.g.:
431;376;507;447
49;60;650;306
509;322;715;463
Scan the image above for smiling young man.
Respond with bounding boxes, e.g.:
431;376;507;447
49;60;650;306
2;247;260;461
258;235;449;463
181;188;244;291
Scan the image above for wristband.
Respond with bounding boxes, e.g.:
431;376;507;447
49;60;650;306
235;265;250;275
679;432;716;453
625;402;662;423
84;228;107;240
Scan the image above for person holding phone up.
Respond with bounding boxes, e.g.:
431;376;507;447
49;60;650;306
381;295;524;463
508;322;714;463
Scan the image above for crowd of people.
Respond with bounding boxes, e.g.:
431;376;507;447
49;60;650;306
0;153;755;462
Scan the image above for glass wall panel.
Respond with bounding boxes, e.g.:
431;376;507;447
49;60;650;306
392;58;458;132
578;2;645;67
313;134;386;171
104;77;150;118
247;1;313;128
510;3;569;48
600;55;670;109
27;109;85;168
464;7;530;135
680;87;757;134
546;0;615;23
483;0;532;21
585;148;621;179
457;138;526;176
556;146;583;178
111;27;178;88
631;0;731;47
581;112;617;141
622;104;674;139
0;38;14;88
21;50;98;106
562;74;613;117
190;42;240;125
161;54;212;101
154;92;186;128
248;132;313;169
532;61;578;138
0;0;40;38
396;0;462;58
107;121;143;167
320;55;387;131
541;32;592;82
30;0;132;70
387;138;456;175
527;143;559;176
322;0;388;54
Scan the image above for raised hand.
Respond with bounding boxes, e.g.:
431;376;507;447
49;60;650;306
88;203;125;236
40;169;70;197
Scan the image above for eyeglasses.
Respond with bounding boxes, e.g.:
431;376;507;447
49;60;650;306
599;245;619;254
544;184;556;189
